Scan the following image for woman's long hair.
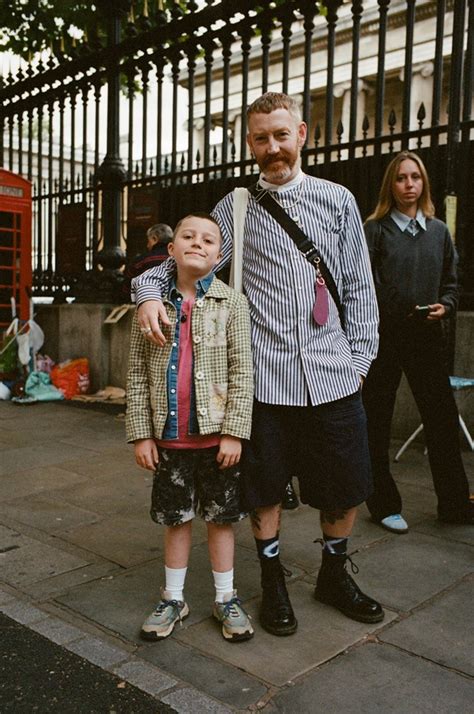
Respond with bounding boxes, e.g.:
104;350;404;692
367;151;435;221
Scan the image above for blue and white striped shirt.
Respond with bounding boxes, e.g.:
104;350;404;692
132;172;379;406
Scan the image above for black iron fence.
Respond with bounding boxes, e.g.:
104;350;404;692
1;0;473;306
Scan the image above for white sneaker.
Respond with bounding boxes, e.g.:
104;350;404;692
140;589;189;641
380;514;409;534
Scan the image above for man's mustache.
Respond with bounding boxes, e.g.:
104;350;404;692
261;153;290;168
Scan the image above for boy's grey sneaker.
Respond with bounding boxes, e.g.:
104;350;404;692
213;591;254;642
140;589;190;641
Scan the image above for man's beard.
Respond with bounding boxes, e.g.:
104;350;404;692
261;152;298;183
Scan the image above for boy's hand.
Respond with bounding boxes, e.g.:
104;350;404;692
134;438;159;471
137;300;170;346
216;435;242;470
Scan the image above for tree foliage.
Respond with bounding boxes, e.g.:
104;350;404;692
0;1;173;60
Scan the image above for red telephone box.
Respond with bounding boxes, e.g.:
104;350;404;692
0;169;32;328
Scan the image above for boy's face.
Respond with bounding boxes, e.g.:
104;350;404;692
168;216;222;278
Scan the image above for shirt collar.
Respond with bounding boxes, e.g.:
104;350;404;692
169;271;215;300
390;207;427;233
259;169;305;193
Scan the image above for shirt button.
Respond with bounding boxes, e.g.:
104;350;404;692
177;296;182;302
195;370;204;380
171;388;176;394
196;298;204;308
199;407;207;416
172;342;177;347
170;411;176;416
193;335;202;344
171;365;176;370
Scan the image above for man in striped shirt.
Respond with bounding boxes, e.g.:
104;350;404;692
133;93;383;636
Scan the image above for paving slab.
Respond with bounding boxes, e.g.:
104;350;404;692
0;493;101;534
0;442;99;476
59;513;164;567
52;447;141;480
139;637;267;709
412;518;474;546
271;641;474;713
0;464;90;501
65;634;129;668
161;687;233;714
113;659;177;698
176;580;397;687
29;616;87;645
1;540;91;588
19;561;121;600
55;542;268;642
380;576;474;676
50;469;152;516
343;531;474;612
0;599;49;625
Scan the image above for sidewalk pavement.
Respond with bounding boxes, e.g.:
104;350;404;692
1;400;473;713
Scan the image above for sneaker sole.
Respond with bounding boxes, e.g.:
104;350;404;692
314;592;385;624
221;628;255;642
140;604;190;641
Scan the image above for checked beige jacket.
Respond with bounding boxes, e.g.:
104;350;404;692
126;277;253;443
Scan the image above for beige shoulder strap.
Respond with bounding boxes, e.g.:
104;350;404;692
229;187;249;293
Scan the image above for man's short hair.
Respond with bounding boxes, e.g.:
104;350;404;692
146;223;173;245
247;92;302;123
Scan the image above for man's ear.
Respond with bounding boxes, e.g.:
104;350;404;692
246;134;254;157
297;121;307;147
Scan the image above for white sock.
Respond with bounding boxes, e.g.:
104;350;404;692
164;566;187;601
212;569;234;603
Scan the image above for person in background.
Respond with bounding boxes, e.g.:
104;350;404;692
122;223;173;300
126;213;254;643
362;151;474;532
132;93;384;636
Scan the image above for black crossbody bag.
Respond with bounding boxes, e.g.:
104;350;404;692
247;183;345;330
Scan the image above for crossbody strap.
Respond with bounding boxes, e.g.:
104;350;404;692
247;183;345;330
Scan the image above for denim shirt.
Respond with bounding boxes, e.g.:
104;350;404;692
161;272;215;440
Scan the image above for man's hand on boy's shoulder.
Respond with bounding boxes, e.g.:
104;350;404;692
134;438;159;471
217;435;242;470
137;300;170;346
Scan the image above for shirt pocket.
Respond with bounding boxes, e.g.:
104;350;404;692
203;308;229;347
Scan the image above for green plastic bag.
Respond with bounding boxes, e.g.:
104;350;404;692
0;335;18;377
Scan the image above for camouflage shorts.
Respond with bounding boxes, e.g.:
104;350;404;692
150;447;247;526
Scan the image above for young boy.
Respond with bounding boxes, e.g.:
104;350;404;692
126;213;254;642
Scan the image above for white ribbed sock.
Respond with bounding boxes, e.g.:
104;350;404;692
212;569;234;603
164;566;187;601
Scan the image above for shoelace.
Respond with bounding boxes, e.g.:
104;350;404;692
313;538;360;574
222;597;243;619
155;598;185;625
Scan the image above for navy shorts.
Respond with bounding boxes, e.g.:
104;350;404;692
151;447;247;526
240;393;373;512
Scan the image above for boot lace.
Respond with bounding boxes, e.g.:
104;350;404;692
313;538;360;574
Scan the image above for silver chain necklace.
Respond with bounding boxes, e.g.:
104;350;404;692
272;178;305;225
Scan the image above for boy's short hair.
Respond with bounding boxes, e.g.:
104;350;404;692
247;92;302;123
173;213;222;244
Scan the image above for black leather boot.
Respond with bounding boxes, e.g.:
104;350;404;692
281;480;299;510
260;557;298;636
314;551;384;623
